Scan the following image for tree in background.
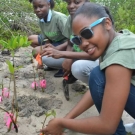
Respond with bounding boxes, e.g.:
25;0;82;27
54;0;68;15
91;0;135;33
0;0;135;41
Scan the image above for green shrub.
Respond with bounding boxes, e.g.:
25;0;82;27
91;0;135;33
0;0;40;40
54;0;69;15
0;0;135;40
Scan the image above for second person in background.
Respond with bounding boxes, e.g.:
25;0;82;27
28;0;68;76
41;0;99;84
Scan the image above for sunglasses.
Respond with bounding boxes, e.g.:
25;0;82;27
70;17;107;46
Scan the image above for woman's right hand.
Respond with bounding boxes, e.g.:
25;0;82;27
41;47;63;59
62;59;73;76
40;118;64;135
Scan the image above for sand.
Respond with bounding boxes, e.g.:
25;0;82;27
0;46;134;135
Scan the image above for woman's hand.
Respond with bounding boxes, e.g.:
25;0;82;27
62;59;73;76
40;118;64;135
41;47;63;59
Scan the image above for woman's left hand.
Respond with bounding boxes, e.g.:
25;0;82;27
40;118;64;135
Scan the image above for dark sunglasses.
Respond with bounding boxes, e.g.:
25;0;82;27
70;17;108;46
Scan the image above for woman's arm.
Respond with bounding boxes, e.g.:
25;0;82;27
41;64;132;135
55;41;68;51
41;48;95;60
61;65;132;134
60;51;95;60
66;41;73;51
41;39;95;60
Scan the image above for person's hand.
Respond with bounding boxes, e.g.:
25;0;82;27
62;59;73;76
41;47;63;59
43;43;56;49
40;118;64;135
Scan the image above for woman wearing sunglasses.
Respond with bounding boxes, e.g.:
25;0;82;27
40;2;135;135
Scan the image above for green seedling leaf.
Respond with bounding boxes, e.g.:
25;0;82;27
9;37;14;47
18;36;24;47
51;110;56;118
12;37;18;50
21;36;31;47
45;110;56;118
0;35;31;51
23;36;28;45
45;112;53;118
0;40;8;49
8;37;14;49
6;60;14;74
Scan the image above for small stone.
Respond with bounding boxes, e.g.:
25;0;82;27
32;124;36;127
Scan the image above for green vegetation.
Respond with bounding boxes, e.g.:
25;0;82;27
0;0;135;41
91;0;135;33
0;0;39;41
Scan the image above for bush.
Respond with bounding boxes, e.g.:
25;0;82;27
91;0;135;33
54;0;68;15
0;0;40;40
0;0;135;40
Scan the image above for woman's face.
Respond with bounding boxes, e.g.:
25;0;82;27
72;15;112;60
66;0;86;17
33;0;50;19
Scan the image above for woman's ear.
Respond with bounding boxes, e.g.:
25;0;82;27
105;18;113;30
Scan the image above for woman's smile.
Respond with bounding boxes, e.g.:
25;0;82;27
87;46;96;55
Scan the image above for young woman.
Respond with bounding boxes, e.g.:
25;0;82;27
29;0;67;48
29;0;67;76
40;2;135;135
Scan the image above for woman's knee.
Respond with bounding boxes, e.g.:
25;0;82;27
42;56;63;68
89;66;106;97
28;35;39;47
71;60;97;84
71;61;81;77
71;60;90;77
89;66;105;85
42;56;51;66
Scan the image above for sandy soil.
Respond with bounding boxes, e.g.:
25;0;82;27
0;46;134;135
